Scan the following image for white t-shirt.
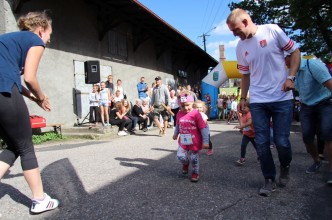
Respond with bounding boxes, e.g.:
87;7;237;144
236;24;297;103
169;97;179;109
99;88;109;101
89;92;99;107
231;100;238;111
199;112;208;122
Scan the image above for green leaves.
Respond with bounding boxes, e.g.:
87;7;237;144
229;0;332;62
32;132;64;144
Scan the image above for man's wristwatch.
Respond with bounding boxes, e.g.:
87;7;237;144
286;75;296;82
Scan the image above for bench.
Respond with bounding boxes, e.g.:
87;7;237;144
46;124;64;138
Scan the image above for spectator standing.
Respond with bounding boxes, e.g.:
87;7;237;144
89;84;100;128
285;55;332;184
217;94;225;120
227;8;300;196
227;98;238;124
105;74;114;95
0;11;59;214
204;93;211;120
151;76;171;136
115;79;126;100
193;84;202;100
169;90;180;127
137;76;148;100
105;74;114;111
99;81;111;126
186;85;198;102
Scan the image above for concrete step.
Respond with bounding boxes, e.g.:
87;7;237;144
61;124;118;139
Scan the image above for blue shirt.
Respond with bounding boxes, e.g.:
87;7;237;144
295;58;332;106
137;82;147;98
0;31;45;93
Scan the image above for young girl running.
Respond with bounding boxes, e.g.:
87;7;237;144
233;100;257;165
193;101;213;155
173;92;209;182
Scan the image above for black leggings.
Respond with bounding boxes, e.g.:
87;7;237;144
89;106;99;123
0;86;38;171
109;119;131;131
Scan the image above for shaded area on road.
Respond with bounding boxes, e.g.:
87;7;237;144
1;124;331;219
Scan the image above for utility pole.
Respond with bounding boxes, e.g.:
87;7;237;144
199;27;216;52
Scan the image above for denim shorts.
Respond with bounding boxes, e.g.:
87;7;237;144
99;100;108;107
300;98;332;142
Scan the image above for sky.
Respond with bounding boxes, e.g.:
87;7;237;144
137;0;242;62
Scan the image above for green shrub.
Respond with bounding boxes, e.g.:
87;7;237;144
32;132;64;144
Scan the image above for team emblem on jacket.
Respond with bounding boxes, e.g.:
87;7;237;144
260;39;267;48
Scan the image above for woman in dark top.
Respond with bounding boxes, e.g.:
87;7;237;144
0;11;59;214
132;99;148;132
109;101;132;136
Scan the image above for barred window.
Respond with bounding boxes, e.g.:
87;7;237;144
108;30;128;60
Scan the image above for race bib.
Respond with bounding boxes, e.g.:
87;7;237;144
180;134;193;145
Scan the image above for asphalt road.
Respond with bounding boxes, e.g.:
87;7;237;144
0;121;331;219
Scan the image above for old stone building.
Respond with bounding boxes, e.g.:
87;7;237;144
0;0;217;126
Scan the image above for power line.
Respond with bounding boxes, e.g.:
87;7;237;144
199;26;216;52
199;0;211;36
203;0;217;33
209;0;225;30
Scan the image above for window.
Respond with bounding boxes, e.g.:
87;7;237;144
108;30;128;60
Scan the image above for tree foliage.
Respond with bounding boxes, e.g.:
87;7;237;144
229;0;332;62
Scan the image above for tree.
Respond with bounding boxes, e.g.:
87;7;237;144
229;0;332;62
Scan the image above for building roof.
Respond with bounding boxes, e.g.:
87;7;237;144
83;0;218;69
14;0;218;70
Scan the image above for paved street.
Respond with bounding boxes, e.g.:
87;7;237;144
0;121;331;219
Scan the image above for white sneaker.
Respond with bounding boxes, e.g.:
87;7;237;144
30;193;59;214
118;131;127;136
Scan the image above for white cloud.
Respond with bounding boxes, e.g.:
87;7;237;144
211;19;233;36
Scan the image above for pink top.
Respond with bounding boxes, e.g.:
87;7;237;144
240;112;255;138
176;109;206;151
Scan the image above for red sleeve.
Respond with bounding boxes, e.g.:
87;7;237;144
195;110;207;129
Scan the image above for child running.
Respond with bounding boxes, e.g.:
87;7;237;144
233;100;257;165
173;92;209;182
193;100;214;155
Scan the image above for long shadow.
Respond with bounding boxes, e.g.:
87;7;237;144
1;130;331;219
0;183;31;208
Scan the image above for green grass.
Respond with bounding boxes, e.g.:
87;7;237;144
0;132;66;149
32;132;65;145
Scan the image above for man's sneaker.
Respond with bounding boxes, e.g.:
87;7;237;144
259;179;276;197
207;149;214;155
305;161;322;174
235;158;246;166
191;173;199;182
279;165;290;187
327;172;332;185
182;164;189;174
30;193;59;214
117;131;127;136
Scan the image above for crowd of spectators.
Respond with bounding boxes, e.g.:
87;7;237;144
88;75;207;136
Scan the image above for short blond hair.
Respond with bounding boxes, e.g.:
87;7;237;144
226;8;251;24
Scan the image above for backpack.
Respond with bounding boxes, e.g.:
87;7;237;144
306;59;332;77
